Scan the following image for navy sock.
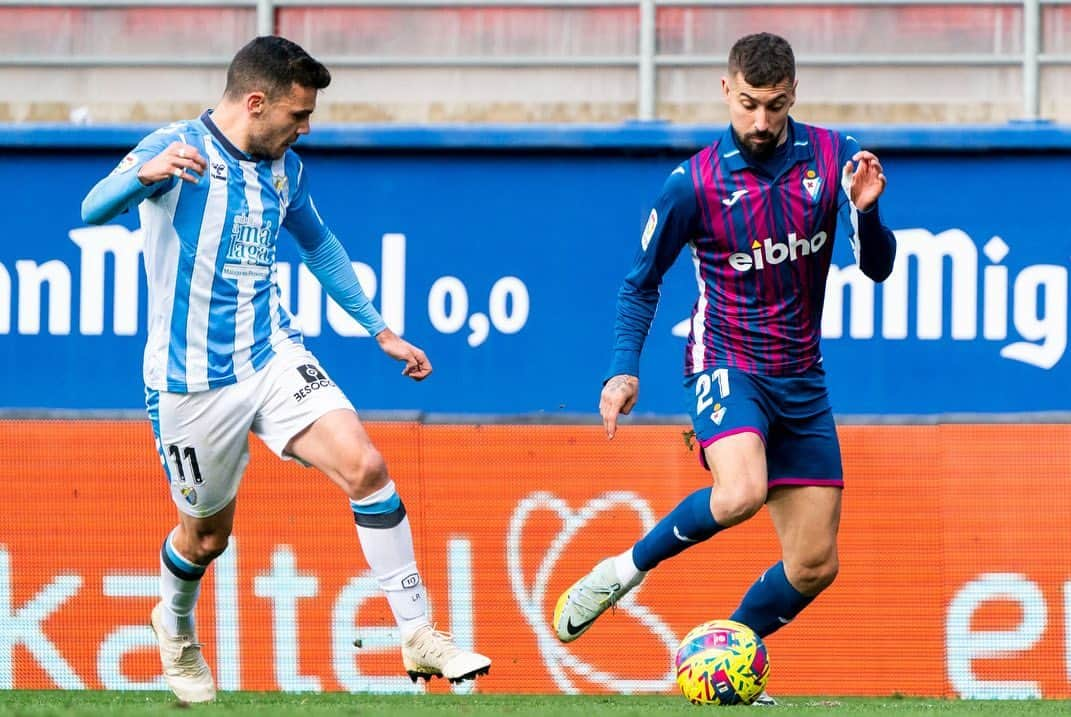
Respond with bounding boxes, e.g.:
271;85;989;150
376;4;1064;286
631;487;722;571
730;561;814;638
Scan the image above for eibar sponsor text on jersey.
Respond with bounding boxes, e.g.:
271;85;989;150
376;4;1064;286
728;231;828;272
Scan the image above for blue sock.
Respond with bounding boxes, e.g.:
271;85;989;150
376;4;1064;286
730;561;814;638
631;487;723;571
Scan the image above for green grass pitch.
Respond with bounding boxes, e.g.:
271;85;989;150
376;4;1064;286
0;693;1069;716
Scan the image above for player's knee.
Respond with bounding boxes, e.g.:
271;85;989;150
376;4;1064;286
338;447;389;499
710;481;766;527
789;553;839;595
187;531;230;565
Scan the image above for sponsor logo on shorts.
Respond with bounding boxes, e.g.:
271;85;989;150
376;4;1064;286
299;365;327;383
293;364;336;403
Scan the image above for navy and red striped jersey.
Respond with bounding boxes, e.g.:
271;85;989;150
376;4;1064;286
608;117;896;380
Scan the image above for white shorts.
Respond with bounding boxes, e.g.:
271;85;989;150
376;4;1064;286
146;342;354;518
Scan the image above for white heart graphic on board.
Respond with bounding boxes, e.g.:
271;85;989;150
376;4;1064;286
506;491;678;694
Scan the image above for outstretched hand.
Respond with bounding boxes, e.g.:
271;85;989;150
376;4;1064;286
137;141;206;185
375;329;432;381
843;150;887;212
599;374;639;440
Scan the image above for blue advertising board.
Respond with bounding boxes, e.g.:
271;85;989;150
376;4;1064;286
0;124;1068;416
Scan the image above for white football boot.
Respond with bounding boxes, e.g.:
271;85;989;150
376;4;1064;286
402;625;491;683
752;691;778;706
553;557;645;643
150;603;216;703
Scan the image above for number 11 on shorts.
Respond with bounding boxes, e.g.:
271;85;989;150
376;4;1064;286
167;444;204;485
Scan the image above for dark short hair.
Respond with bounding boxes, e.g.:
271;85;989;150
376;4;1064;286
224;36;331;99
728;32;795;87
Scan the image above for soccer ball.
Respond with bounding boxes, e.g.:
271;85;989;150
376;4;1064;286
674;619;770;705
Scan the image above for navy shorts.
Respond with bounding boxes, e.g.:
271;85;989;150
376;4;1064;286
682;364;843;488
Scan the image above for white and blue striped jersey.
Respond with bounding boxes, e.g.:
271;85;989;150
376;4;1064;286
83;110;384;393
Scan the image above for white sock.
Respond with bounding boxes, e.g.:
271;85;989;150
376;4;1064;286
376;558;430;640
351;482;430;640
614;548;644;586
159;527;206;636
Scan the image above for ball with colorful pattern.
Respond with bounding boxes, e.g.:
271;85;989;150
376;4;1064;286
674;619;770;705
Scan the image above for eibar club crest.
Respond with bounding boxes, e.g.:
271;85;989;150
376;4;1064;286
802;169;822;202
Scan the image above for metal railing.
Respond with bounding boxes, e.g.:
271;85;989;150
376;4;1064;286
0;0;1067;120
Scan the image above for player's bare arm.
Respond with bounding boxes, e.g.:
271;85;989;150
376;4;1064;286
599;374;639;440
843;150;887;212
137;141;207;185
375;328;432;381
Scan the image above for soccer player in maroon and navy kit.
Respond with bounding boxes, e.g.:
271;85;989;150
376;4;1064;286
553;33;896;701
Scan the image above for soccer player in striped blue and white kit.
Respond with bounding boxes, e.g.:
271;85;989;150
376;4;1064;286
553;33;896;701
82;36;490;703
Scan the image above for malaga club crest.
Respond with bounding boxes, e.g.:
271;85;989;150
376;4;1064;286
272;174;289;197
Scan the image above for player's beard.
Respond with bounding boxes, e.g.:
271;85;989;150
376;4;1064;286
249;142;285;161
735;126;784;161
247;130;290;160
745;133;778;160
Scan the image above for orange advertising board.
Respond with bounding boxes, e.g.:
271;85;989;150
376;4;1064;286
1;420;1069;697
